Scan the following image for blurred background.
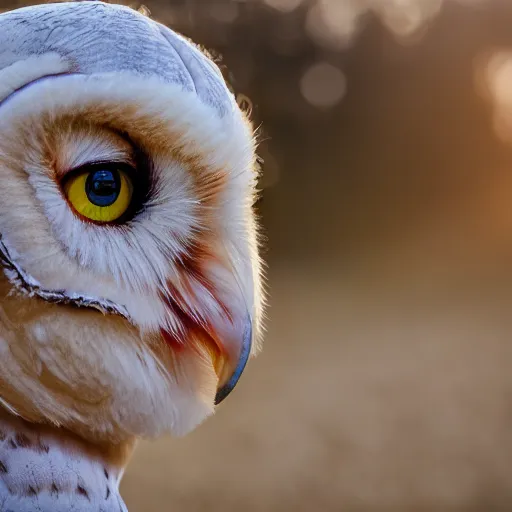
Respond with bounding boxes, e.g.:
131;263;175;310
9;0;512;510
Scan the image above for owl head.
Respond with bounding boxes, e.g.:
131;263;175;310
0;0;263;448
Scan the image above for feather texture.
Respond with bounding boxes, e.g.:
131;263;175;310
0;1;264;509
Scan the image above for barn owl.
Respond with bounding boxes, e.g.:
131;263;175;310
0;1;263;510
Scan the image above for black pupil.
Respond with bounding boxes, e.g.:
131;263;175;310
85;169;121;207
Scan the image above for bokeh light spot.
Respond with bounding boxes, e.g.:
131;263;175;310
300;62;347;108
305;1;364;51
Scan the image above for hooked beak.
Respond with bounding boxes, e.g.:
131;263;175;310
160;297;253;406
214;315;252;405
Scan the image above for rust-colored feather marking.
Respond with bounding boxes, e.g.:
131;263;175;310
195;169;229;208
175;241;233;320
159;241;230;372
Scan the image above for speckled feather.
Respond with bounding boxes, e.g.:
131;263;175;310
0;410;131;511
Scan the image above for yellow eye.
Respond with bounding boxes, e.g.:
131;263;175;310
64;166;134;223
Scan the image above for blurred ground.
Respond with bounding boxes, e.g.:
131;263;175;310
124;263;512;512
8;0;512;510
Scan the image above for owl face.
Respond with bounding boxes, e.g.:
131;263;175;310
0;2;262;445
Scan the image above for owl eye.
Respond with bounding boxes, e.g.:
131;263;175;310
63;163;135;223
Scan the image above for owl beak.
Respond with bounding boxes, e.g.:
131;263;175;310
214;314;252;405
160;286;253;406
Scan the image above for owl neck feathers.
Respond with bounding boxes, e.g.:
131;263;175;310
0;408;134;511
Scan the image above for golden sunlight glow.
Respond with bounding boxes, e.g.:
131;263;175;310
478;50;512;145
